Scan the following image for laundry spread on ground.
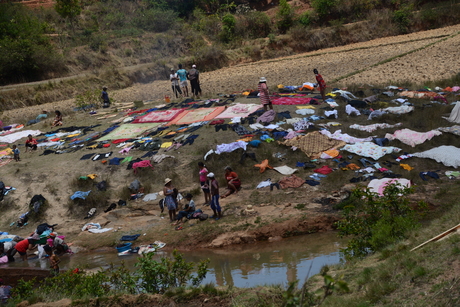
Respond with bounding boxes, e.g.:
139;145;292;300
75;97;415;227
444;103;460;123
349;123;403;133
0;130;42;143
367;178;411;196
132;108;185;123
281;131;346;158
438;125;460;136
168;106;225;125
385;129;442;147
342;142;402;160
215;103;262;118
271;97;317;105
413;146;460;168
320;130;373;144
97;123;162;141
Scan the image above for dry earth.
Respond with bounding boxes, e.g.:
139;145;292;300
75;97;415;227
1;25;460;253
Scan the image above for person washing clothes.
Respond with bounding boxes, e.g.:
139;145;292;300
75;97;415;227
313;69;327;102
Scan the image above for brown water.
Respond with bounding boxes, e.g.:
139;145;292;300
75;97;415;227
5;232;344;288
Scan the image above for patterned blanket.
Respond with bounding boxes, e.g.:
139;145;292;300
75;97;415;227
169;107;225;125
342;142;401;160
215;104;262;119
97;123;162;141
281;131;346;158
132;109;185;123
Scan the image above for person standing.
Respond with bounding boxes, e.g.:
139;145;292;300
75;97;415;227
170;68;182;98
188;64;201;99
313;69;327;102
208;173;222;220
12;145;20;162
258;77;273;111
163;178;177;222
176;64;189;97
101;86;110;108
198;162;211;205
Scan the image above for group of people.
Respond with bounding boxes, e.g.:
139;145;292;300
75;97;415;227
170;64;202;99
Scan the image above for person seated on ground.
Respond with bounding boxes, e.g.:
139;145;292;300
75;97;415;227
174;193;196;225
51;110;63;127
25;134;38;152
13;237;36;261
221;166;241;198
0;278;13;304
48;232;71;256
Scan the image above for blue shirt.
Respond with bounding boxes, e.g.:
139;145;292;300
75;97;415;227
13;148;20;155
176;69;188;82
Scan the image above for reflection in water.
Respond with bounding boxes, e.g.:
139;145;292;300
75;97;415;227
4;232;344;288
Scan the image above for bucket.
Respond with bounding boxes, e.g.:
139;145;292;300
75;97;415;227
164;95;171;103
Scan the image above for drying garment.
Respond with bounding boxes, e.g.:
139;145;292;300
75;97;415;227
230;117;241;123
367;178;411;196
273;165;298;175
141;151;158;158
295;109;315;116
109;157;124;165
331;90;357;101
438;125;460;136
445;103;460;124
121;156;133;164
320;129;373;144
70;190;91;200
232;125;253;136
383;105;414;115
143;193;159;201
254;159;273;173
256;110;276;124
309;173;327;181
182;134;199;146
345;104;361;116
314;165;333;174
385;129;442;147
321;149;339;159
80;153;95;160
348;100;368;108
343;142;401;160
445;171;460;179
382;91;395;97
293;120;313;131
256;179;272;189
215;141;247;154
373;138;389;147
324;110;338;119
273;131;288;140
214;124;228;132
349;123;403;133
400;163;414;171
368;110;386;120
204;149;214;160
240;152;258;163
248;140;262;147
278;175;305;189
363;95;378;103
277;111;292;119
0;129;41;143
305;180;320;186
419;171;440;181
413;145;460;168
280;131;346;158
151;154;175;163
249;123;265;130
121;234;141;241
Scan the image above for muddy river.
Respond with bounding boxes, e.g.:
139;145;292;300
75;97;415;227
6;232;344;287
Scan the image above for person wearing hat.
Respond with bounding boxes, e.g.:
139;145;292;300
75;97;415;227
174;193;196;225
163;178;177;222
258;77;273;111
170;68;182;98
208;172;222;220
101;86;110;108
188;64;201;99
176;64;189;97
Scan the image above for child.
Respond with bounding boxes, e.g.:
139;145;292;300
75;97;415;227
175;193;196;225
207;173;222;220
12;145;20;162
43;245;60;276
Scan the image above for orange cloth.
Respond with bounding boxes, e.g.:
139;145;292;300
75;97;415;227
400;163;413;171
254;159;273;173
323;149;339;158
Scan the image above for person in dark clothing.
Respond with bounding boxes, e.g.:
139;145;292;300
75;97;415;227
101;86;110;108
188;64;201;99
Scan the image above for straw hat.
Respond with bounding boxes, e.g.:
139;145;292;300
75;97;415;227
164;178;172;185
245;205;255;212
259;77;267;83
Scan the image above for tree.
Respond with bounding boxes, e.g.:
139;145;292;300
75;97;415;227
55;0;82;30
276;0;294;33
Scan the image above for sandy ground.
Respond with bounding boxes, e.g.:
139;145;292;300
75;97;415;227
1;24;460;251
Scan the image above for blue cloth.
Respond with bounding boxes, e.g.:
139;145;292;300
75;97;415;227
70;190;91;200
296;162;305;167
120;234;141;241
248;140;261;147
0;238;12;243
109;157;124;165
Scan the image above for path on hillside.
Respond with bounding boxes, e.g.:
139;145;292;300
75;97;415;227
3;24;460;122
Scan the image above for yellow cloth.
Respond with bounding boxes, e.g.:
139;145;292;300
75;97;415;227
161;142;173;148
66;133;80;138
86;144;97;149
400;163;414;171
326;93;337;97
87;174;97;179
296;106;316;109
277;84;284;88
237;137;253;142
242;91;250;96
0;148;13;157
323;149;339;158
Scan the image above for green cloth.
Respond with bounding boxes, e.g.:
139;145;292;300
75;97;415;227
121;156;133;164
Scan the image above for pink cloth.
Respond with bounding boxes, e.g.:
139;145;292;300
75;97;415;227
385;129;442;147
314;165;333;174
199;168;208;182
271;97;318;105
133;160;154;174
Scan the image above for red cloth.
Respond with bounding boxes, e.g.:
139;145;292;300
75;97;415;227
103;144;110;148
112;138;131;144
127;109;149;116
210;119;225;125
314;165;333;175
51;138;60;142
26;138;38;146
271;97;317;105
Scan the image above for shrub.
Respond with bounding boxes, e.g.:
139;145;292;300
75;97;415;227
311;0;340;19
336;184;419;259
235;11;272;39
297;11;313;27
220;13;236;42
133;8;178;32
392;5;413;33
276;0;295;33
